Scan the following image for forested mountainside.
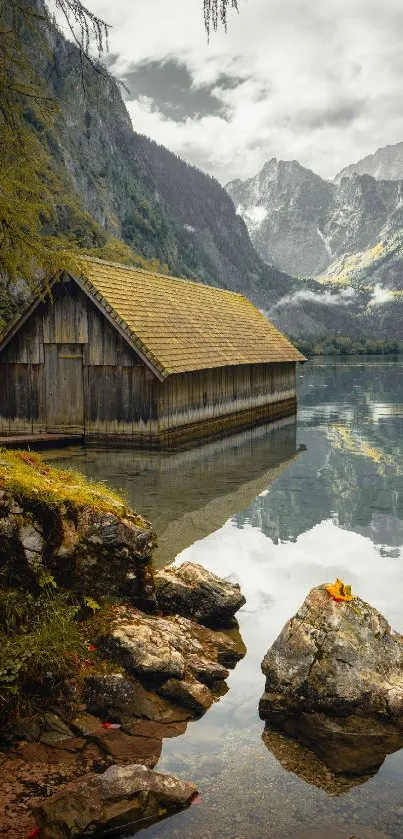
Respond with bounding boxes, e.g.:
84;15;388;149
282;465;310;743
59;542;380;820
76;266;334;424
0;0;292;324
336;142;403;183
226;156;403;338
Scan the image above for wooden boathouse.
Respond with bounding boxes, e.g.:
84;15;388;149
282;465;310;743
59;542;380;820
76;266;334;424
0;258;305;447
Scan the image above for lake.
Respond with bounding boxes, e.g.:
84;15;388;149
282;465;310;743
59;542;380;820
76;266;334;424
50;357;403;839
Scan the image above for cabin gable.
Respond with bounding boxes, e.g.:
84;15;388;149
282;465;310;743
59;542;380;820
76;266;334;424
0;278;158;439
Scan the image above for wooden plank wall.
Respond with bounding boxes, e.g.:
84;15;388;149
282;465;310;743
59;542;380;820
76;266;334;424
159;362;296;432
0;276;298;445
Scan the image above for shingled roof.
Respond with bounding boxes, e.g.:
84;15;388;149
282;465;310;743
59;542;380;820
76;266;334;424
75;258;304;378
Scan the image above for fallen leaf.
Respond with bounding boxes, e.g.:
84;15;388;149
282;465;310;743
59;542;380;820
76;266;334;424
325;578;354;602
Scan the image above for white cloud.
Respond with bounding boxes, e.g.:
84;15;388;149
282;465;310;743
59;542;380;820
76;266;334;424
50;0;403;183
369;283;395;305
269;286;357;311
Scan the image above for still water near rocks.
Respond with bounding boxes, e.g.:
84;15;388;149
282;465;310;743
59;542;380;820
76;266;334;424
50;357;403;839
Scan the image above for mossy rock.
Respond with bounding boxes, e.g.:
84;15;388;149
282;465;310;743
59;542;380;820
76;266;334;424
0;449;156;600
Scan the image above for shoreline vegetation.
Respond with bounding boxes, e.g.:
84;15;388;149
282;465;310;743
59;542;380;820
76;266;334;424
293;336;403;358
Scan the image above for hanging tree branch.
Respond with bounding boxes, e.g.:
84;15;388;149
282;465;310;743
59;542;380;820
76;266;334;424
203;0;240;40
0;0;115;288
54;0;109;56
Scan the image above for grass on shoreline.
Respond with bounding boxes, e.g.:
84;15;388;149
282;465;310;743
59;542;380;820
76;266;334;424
0;449;128;516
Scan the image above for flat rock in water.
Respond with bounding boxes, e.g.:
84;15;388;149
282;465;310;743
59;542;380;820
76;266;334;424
259;584;403;776
100;607;243;713
33;763;197;838
158;676;214;714
154;561;246;626
91;729;162;767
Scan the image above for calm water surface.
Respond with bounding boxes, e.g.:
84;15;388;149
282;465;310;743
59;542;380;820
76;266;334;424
51;358;403;839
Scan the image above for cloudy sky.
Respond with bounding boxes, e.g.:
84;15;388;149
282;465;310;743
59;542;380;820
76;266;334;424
58;0;403;184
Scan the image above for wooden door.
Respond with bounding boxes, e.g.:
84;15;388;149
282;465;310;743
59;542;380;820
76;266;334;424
45;344;84;432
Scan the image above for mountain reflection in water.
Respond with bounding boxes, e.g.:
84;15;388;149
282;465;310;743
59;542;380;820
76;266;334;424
49;358;403;839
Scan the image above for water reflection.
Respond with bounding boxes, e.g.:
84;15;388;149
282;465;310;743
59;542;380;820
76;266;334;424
262;714;403;794
238;359;403;555
49;358;403;839
49;417;300;567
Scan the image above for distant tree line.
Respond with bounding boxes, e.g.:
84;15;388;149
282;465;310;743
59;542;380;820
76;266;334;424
294;336;403;358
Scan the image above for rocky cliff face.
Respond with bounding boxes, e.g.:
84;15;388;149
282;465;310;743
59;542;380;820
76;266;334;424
336;141;403;182
21;3;292;311
226;159;334;276
226;160;403;280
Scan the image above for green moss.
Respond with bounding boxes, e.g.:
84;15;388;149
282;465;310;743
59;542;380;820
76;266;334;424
0;449;129;517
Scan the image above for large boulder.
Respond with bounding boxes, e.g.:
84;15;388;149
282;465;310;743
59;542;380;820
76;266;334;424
155;561;245;626
33;764;197;838
52;507;155;600
259;583;403;725
259;583;403;780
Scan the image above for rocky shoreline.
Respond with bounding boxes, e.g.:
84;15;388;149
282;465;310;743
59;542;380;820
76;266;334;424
0;451;246;838
1;566;245;838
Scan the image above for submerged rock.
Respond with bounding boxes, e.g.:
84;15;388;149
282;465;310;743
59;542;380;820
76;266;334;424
155;561;245;626
259;583;403;776
84;673;192;724
262;727;371;795
263;713;403;791
33;763;197;838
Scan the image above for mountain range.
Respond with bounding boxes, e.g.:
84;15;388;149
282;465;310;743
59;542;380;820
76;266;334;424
4;1;403;343
226;147;403;338
336;142;403;182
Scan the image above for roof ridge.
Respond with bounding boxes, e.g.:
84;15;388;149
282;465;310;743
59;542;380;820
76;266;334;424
79;255;247;300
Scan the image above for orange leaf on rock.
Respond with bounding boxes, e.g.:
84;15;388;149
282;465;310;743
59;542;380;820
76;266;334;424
325;578;354;602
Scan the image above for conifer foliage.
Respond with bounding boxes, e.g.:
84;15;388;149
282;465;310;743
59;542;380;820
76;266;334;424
0;0;110;291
